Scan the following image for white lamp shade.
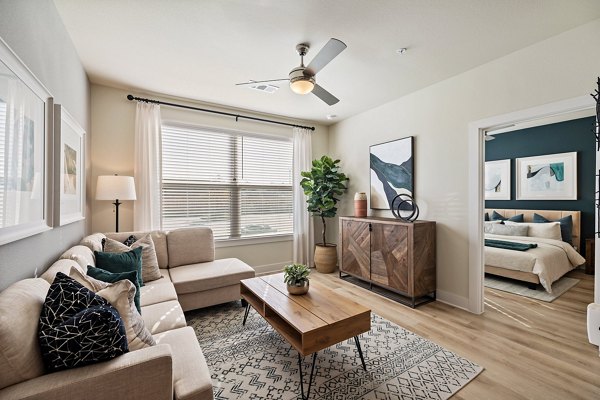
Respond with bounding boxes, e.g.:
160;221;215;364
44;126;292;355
95;175;137;201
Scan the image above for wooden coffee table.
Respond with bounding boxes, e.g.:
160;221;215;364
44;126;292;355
240;273;371;399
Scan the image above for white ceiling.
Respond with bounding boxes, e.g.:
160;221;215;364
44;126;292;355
53;0;600;125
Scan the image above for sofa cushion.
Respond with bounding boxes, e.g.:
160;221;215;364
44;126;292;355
79;233;106;253
41;259;85;283
169;258;255;294
69;269;156;350
140;279;178;307
95;247;143;288
38;273;128;372
87;266;141;313
106;231;169;269
142;300;186;335
104;235;162;283
0;278;49;390
154;327;213;400
167;228;214;268
59;245;95;270
159;268;171;282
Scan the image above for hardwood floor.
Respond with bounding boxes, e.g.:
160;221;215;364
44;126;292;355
311;269;600;400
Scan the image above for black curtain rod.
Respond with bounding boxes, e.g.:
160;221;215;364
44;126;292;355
126;94;315;131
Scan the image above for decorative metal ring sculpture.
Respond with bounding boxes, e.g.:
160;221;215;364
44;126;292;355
390;194;419;222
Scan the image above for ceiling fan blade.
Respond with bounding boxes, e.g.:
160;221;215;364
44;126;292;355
305;38;347;76
312;84;339;106
236;78;289;86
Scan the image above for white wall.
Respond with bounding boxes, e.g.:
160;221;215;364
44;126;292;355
0;0;90;291
328;19;600;309
90;84;328;272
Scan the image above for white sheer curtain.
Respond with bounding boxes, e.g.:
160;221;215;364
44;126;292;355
133;102;162;231
292;127;314;267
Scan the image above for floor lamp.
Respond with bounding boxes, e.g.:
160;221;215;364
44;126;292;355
95;175;137;232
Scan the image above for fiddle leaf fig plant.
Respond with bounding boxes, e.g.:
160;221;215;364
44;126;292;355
300;155;349;245
283;263;310;286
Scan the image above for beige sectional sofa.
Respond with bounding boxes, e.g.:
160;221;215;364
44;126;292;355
0;227;255;400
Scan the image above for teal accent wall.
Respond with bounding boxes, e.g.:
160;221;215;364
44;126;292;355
485;116;595;255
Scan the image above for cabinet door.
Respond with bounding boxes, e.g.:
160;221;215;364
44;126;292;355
370;223;409;293
340;219;370;280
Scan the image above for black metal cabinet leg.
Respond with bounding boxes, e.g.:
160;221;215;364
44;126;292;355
241;298;248;307
242;304;250;325
297;352;318;399
354;336;366;371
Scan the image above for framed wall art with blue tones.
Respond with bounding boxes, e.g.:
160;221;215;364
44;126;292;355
516;152;577;200
369;136;413;210
485;159;511;200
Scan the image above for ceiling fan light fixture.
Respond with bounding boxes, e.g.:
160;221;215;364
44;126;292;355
290;77;315;94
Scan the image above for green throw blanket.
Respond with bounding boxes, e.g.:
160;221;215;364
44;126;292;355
484;239;538;251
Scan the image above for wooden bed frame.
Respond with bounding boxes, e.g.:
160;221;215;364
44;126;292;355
484;209;581;285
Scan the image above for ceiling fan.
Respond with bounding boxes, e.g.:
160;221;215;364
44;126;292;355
236;38;347;106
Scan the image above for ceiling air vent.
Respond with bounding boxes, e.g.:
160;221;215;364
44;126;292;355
248;83;279;94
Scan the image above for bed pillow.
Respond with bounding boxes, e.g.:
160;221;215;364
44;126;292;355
532;213;573;244
505;221;562;241
491;211;524;223
484;223;528;236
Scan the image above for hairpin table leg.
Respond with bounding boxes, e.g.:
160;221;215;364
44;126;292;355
297;352;318;399
242;303;250;326
354;336;366;371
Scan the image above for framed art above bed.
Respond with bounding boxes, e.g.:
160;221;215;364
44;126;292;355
484;159;510;200
516;152;577;200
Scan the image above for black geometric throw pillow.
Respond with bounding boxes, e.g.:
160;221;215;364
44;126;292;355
123;235;138;247
38;272;128;372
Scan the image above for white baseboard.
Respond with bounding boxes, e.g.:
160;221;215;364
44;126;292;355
436;289;471;312
254;262;290;276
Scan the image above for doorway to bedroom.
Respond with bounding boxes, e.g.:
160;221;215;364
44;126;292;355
475;103;597;324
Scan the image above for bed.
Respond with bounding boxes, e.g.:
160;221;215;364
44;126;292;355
484;209;586;293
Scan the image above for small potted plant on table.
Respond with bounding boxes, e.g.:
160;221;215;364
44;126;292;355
283;263;311;295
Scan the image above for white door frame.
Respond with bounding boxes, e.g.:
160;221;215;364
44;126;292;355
467;95;595;314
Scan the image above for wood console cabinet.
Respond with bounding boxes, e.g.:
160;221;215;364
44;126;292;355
339;216;436;307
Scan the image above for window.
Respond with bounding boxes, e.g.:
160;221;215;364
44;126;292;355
161;124;293;240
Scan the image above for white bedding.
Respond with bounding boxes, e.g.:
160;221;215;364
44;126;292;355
484;234;585;293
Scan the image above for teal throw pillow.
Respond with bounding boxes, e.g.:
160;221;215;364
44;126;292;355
94;247;143;288
87;266;141;314
491;211;524;223
532;213;573;244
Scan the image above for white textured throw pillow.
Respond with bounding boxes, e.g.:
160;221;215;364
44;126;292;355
104;235;162;283
67;268;156;350
484;223;528;236
504;221;562;241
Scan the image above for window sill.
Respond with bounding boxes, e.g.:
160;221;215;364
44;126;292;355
215;234;293;248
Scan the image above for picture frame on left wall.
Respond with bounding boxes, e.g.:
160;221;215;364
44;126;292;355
0;37;54;245
54;104;85;226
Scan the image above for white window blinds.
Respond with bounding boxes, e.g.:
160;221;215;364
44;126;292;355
161;124;293;239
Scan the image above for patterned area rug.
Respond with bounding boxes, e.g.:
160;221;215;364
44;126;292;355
485;275;580;302
186;302;483;399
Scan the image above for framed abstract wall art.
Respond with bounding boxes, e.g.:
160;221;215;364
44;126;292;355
0;37;53;245
369;136;413;209
516;152;577;200
484;159;511;200
54;104;85;226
